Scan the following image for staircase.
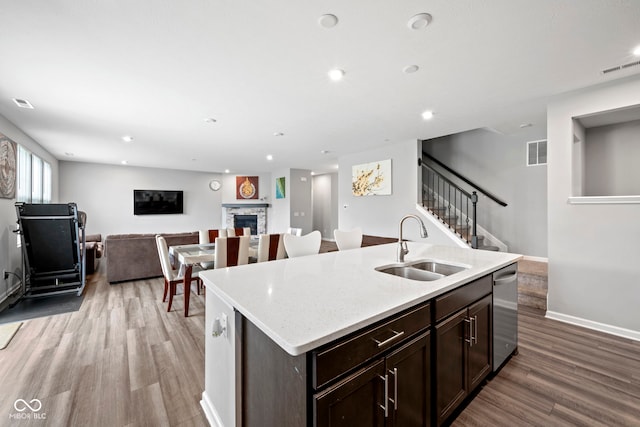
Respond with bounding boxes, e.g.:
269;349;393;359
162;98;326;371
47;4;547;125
421;152;506;251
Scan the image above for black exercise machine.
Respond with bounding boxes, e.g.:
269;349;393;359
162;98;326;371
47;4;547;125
14;202;86;297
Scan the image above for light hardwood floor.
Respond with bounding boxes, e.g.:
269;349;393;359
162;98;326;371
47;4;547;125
1;265;639;426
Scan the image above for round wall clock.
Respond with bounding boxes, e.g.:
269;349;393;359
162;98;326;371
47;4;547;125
209;179;221;191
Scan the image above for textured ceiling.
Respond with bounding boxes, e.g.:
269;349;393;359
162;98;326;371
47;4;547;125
0;0;639;174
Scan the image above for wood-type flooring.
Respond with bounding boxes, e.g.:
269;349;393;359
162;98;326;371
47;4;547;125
0;263;638;426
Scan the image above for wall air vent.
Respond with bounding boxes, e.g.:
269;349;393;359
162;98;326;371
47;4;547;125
12;98;34;109
601;60;640;75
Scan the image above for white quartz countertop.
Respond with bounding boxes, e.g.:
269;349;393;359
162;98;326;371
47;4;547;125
201;242;521;356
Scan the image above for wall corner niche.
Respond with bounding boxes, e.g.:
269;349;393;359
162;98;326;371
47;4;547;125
570;104;640;204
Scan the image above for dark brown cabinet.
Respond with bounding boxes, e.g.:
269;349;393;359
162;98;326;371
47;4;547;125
314;331;431;427
434;281;492;426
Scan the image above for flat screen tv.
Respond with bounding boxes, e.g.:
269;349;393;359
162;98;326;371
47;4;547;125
133;190;183;215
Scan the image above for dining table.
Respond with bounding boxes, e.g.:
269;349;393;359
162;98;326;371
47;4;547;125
169;238;259;316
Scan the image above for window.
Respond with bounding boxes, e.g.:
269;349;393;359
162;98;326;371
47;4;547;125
17;145;52;203
527;139;547;166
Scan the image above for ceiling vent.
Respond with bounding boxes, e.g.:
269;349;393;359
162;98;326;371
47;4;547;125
601;60;640;75
12;98;34;109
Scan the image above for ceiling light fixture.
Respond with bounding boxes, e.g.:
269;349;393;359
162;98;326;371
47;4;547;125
403;65;420;74
224;169;230;173
64;152;74;157
12;98;34;109
328;69;345;81
204;117;217;123
122;135;134;143
408;13;432;30
634;45;640;56
266;154;273;161
421;110;434;120
121;160;128;165
320;150;329;154
519;123;533;128
273;132;284;136
318;14;339;29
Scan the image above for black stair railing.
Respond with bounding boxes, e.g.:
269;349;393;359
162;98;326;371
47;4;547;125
421;152;507;249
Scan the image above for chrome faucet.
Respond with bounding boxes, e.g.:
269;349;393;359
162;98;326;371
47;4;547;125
397;214;428;262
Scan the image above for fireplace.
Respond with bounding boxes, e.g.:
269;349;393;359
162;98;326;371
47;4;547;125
234;215;258;235
222;203;269;235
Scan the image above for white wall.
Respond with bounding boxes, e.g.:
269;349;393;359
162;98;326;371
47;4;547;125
290;169;313;234
269;169;290;234
423;126;548;257
59;161;224;236
547;75;640;337
339;139;454;245
0;114;59;304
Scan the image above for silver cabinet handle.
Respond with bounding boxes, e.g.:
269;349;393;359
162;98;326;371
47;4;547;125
473;315;478;345
494;272;517;284
464;318;472;345
389;368;398;411
373;329;405;348
378;374;389;417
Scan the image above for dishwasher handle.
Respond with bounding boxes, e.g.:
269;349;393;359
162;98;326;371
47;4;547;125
493;272;517;285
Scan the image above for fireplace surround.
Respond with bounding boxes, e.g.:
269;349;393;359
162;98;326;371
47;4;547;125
222;203;268;235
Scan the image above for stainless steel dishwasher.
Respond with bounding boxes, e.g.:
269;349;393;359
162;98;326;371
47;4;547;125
492;263;518;371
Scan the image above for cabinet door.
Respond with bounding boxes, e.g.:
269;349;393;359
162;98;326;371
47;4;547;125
435;308;468;425
314;359;386;427
386;331;431;427
468;294;492;391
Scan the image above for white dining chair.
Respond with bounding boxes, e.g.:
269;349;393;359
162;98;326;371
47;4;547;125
227;227;251;237
334;227;363;251
283;230;321;258
198;229;227;269
155;235;202;312
214;236;250;268
256;233;286;263
287;227;302;236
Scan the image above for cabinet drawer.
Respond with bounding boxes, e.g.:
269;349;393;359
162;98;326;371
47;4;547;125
313;303;430;390
434;275;491;323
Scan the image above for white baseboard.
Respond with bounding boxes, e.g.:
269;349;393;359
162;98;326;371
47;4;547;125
200;391;225;427
545;311;640;342
521;255;548;263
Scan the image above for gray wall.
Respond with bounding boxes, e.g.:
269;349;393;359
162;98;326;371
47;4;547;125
289;169;313;234
422;126;548;257
312;173;338;239
59;161;225;236
547;74;640;337
0;114;59;305
584;119;640;196
338;139;454;245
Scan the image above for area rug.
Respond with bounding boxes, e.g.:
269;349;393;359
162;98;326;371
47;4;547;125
0;322;22;350
0;293;84;325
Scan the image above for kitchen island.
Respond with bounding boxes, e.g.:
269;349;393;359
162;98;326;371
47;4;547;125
200;242;521;427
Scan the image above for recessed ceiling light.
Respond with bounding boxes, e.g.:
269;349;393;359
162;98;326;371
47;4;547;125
403;65;420;74
64;152;74;157
408;13;432;30
266;154;273;161
311;171;315;176
12;98;34;109
224;169;230;173
634;45;640;56
318;14;339;29
519;123;533;128
320;150;329;154
121;160;128;165
328;69;345;81
421;110;434;120
204;117;217;123
273;132;284;137
122;135;134;143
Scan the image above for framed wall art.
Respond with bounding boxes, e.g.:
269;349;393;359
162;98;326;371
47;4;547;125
0;133;17;199
236;176;259;199
275;177;285;199
352;159;392;196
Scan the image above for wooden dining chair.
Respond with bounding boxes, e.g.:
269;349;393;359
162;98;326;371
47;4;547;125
256;233;286;262
283;230;321;258
214;236;250;268
334;227;363;251
155;235;202;313
227;227;251;237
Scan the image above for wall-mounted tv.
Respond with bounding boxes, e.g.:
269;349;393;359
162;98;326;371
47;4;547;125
134;190;183;215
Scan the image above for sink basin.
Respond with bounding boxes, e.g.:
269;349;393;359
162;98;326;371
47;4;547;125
375;259;469;282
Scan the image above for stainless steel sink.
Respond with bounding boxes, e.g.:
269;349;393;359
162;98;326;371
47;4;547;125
375;259;469;281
